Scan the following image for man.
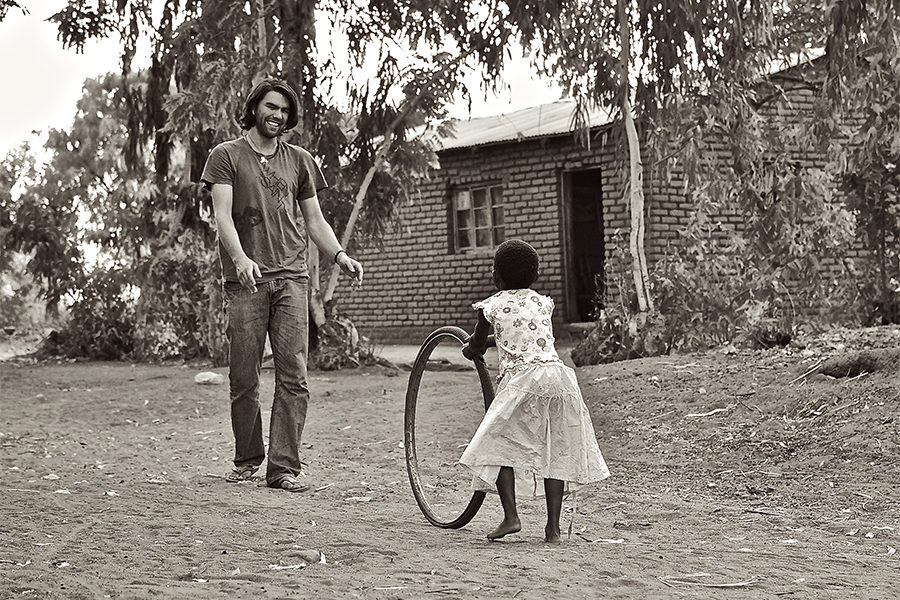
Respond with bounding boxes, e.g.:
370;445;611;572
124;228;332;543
201;77;363;492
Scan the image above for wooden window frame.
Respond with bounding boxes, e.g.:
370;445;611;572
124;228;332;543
450;183;505;253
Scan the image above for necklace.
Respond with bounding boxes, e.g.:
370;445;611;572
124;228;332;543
244;135;278;164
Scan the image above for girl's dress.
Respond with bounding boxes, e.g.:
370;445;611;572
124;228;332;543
459;289;610;497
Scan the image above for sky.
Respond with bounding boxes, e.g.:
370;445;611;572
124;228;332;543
0;3;124;155
0;2;563;157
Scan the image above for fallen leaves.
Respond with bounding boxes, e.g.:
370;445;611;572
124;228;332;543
686;404;735;419
267;546;327;571
574;532;624;544
658;574;759;588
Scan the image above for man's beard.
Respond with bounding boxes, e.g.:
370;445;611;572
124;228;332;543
256;113;284;139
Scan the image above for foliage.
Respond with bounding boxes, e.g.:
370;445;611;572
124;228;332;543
1;1;468;362
0;141;83;309
0;254;47;331
837;40;900;324
0;0;24;21
0;144;36;273
35;268;135;360
554;1;896;361
572;230;678;366
308;313;361;371
576;155;857;362
656;72;860;342
131;216;223;363
571;305;676;366
655;2;900;336
1;73;226;362
4;0;899;364
373;0;896;357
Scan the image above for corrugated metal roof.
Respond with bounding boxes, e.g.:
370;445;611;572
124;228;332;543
436;100;613;151
432;52;825;153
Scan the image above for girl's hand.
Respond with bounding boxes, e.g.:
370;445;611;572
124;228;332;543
462;341;486;361
464;313;490;360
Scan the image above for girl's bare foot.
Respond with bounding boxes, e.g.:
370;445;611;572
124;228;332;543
487;518;521;540
544;525;561;544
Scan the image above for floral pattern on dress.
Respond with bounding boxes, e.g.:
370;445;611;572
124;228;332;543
473;289;561;378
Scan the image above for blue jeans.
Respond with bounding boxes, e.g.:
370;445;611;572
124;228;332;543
224;277;309;484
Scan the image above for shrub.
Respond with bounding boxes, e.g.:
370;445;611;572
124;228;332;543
37;269;135;360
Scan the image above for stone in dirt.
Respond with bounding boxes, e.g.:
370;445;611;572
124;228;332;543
194;371;225;385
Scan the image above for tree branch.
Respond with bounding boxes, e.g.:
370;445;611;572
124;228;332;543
321;84;432;306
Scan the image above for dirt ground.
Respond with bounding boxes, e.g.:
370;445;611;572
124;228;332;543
1;327;899;599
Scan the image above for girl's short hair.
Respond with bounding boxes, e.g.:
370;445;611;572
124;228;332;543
237;77;301;131
494;239;539;289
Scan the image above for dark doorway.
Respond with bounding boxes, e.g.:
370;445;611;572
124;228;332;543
565;169;605;322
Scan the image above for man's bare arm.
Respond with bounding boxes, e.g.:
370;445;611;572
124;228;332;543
299;195;364;284
211;183;261;291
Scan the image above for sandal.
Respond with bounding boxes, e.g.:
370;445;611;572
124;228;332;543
225;464;259;483
271;475;309;493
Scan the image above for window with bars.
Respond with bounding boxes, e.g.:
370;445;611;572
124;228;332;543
451;184;505;252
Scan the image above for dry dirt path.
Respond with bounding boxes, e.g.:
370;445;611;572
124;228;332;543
1;348;898;599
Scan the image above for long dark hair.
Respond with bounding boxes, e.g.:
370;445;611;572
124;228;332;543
237;77;300;131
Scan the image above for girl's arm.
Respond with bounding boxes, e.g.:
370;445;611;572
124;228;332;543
462;310;491;360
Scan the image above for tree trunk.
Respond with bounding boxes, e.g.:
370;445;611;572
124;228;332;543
252;0;269;82
320;85;435;307
618;0;653;313
279;0;318;146
322;163;376;304
275;0;323;325
878;197;888;318
182;143;191;183
322;145;387;305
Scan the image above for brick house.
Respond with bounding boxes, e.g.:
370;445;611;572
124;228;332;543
336;68;831;344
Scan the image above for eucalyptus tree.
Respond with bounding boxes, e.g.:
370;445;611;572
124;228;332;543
826;3;900;324
9;0;471;361
4;0;897;361
360;0;897;341
0;0;23;19
0;140;82;319
0;72;145;311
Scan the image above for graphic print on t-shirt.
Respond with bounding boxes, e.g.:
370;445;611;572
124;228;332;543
259;161;290;215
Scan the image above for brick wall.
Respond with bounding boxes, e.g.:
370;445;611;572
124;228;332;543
336;129;630;344
337;77;857;343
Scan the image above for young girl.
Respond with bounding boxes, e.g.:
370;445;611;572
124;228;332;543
460;239;610;543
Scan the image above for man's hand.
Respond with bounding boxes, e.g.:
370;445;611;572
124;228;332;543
337;253;364;286
234;255;261;292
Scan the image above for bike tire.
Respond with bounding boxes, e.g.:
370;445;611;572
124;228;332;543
404;326;495;529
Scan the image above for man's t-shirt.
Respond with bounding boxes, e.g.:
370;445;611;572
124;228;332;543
201;137;327;287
